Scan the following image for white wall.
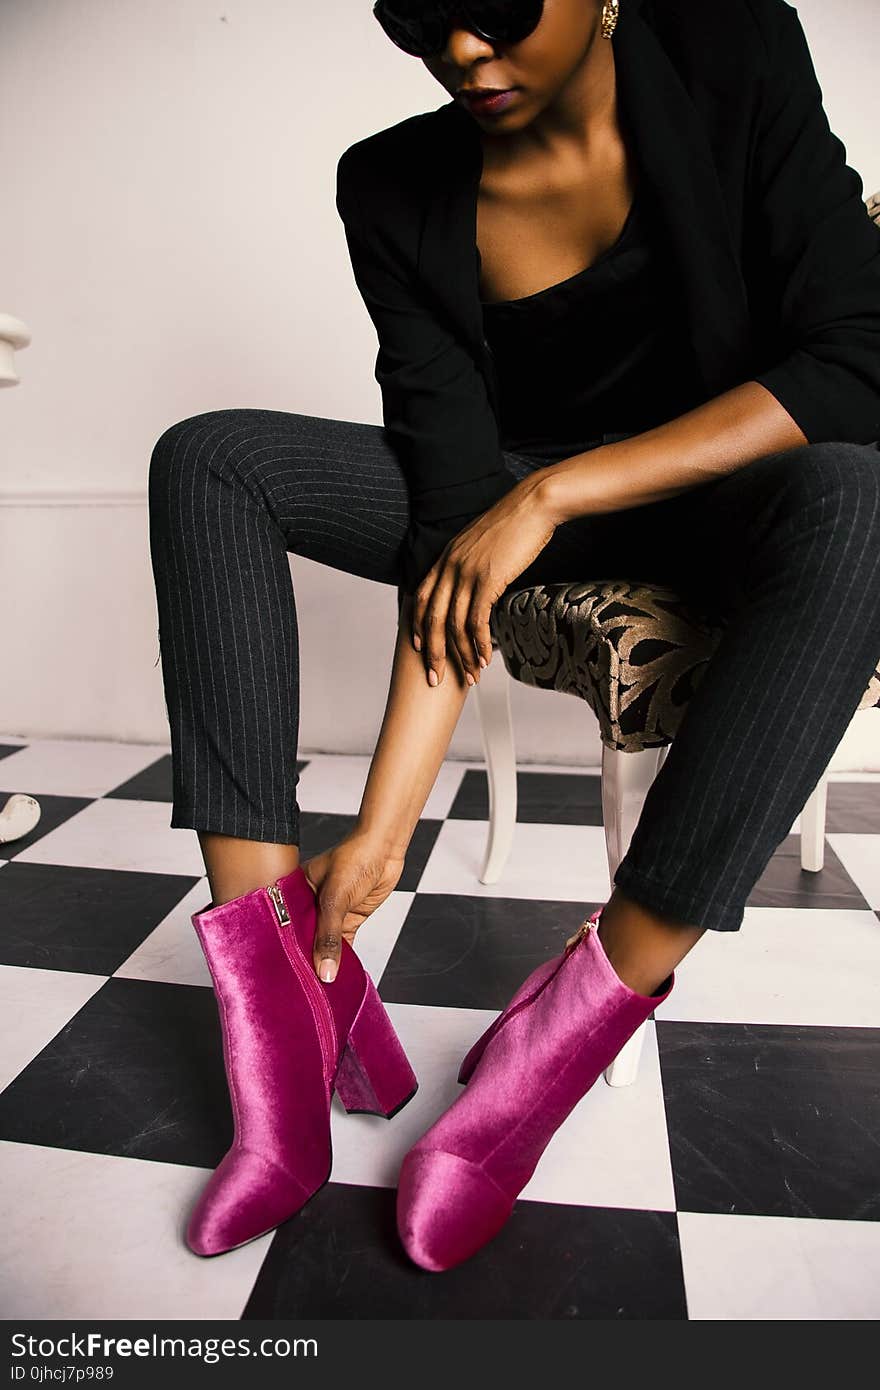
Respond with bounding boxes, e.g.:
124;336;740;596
1;0;878;770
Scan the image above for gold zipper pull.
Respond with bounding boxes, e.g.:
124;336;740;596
564;911;599;951
266;882;291;926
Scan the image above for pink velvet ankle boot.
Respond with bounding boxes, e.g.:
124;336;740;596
396;904;673;1271
185;864;417;1256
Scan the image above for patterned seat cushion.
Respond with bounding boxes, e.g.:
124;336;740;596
489;579;880;753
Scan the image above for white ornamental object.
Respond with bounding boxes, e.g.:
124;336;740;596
0;313;31;386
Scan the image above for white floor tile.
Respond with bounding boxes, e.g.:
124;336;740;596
329;1003;487;1191
329;1005;675;1213
678;1211;880;1320
114;878;213;987
0;966;106;1091
0;739;169;799
0;1142;269;1319
15;798;206;877
418;819;611;901
349;891;413;986
297;753;470;821
655;906;880;1027
520;1021;675;1213
826;833;880;910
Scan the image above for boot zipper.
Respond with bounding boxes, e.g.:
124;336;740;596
468;907;603;1066
564;908;600;953
266;880;337;1086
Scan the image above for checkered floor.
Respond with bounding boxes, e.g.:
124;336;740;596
1;734;879;1320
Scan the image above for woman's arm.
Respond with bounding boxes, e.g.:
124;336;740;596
534;377;808;525
355;593;473;854
300;596;472;980
336;149;519;598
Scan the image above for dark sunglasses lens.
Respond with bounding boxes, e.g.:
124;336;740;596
466;0;544;45
375;1;544;56
373;2;449;56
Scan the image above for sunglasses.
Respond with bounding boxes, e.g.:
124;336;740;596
372;0;546;58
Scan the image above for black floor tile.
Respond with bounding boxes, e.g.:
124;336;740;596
393;818;445;893
242;1183;687;1319
0;792;94;859
448;769;604;825
747;834;869;910
657;1020;880;1221
280;808;357;860
103;754;175;803
378;894;596;1011
0;861;201;974
0;976;230;1167
825;781;880;833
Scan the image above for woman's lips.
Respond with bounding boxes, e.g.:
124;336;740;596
459;88;520;114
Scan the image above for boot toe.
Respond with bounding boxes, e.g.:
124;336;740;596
396;1148;513;1272
185;1146;317;1256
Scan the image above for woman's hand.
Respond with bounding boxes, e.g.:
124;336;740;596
300;831;406;983
410;470;558;686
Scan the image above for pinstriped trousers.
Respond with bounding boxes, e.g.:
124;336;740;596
147;408;880;932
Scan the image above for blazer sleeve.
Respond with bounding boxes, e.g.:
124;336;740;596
335;147;519;595
749;0;880;445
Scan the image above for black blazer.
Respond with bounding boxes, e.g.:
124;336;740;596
335;0;880;594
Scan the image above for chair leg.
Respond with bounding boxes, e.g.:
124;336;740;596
602;1025;646;1088
474;650;518;884
600;742;668;1088
800;776;827;872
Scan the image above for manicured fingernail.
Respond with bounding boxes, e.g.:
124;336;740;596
428;669;438;686
413;635;421;651
465;672;475;686
319;959;336;982
479;657;487;668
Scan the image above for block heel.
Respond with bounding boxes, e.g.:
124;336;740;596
334;976;418;1118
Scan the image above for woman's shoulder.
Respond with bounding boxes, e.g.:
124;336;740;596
645;0;793;62
336;100;468;243
337;106;451;195
647;0;791;38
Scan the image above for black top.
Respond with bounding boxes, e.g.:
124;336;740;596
479;183;707;463
336;0;880;595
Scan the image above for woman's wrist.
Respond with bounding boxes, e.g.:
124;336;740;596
352;816;411;859
531;456;594;526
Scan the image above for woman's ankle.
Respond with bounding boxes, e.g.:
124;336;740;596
197;832;300;908
597;888;704;995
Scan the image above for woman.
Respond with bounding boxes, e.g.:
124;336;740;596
148;0;880;1267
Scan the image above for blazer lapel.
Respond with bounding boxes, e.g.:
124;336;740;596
418;0;754;401
613;0;754;393
416;99;488;365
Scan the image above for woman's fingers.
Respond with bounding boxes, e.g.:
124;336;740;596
470;588;495;673
414;560;494;689
424;605;448;686
410;551;445;664
312;892;345;982
420;569;457;686
448;582;482;685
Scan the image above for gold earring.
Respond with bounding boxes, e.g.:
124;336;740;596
601;0;619;40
